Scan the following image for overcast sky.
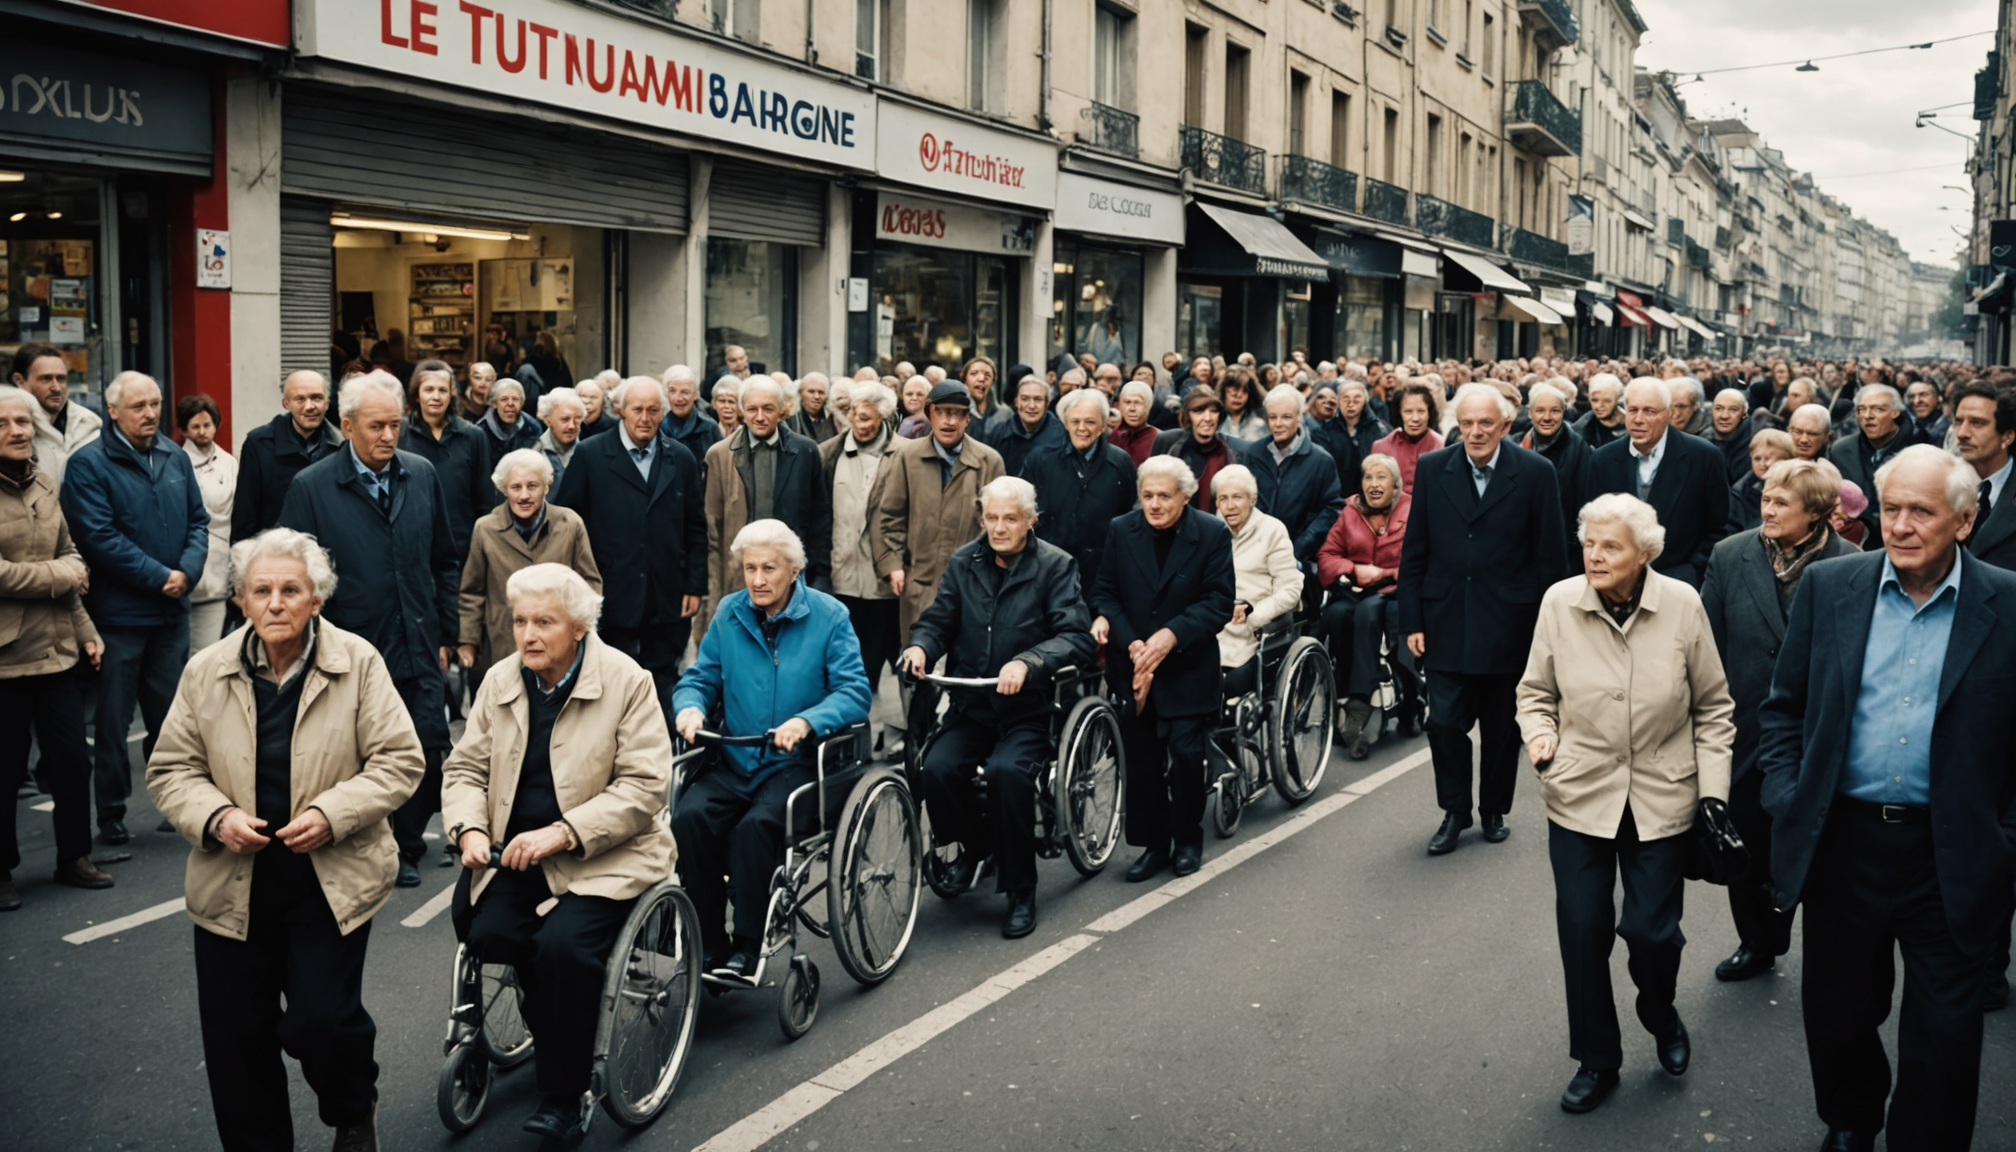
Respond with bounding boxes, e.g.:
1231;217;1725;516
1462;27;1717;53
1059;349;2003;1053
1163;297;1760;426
1632;0;1993;270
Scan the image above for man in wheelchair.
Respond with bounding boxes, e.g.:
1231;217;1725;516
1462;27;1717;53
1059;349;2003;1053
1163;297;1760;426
901;477;1096;939
671;520;871;982
440;564;676;1141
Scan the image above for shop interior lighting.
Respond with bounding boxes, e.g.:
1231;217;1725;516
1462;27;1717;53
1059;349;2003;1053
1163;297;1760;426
0;171;24;182
45;211;60;219
7;212;25;222
329;212;528;242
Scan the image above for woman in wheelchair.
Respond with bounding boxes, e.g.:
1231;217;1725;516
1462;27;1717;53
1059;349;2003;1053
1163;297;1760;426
1211;464;1306;697
671;520;871;982
1315;452;1415;759
901;477;1096;939
439;563;676;1141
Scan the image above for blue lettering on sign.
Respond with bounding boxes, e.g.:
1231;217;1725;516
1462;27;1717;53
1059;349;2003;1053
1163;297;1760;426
791;100;817;139
730;82;758;126
761;91;786;133
839;111;855;146
707;73;727;118
697;69;859;150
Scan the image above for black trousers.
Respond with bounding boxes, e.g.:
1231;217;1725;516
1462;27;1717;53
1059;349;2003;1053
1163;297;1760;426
1425;670;1521;818
1725;768;1795;958
1801;806;1986;1149
603;620;689;719
90;622;186;822
193;897;377;1151
1548;807;1686;1071
452;865;634;1100
0;667;93;870
837;594;900;682
670;766;805;953
1321;590;1400;699
1118;701;1212;854
387;666;448;865
920;714;1052;894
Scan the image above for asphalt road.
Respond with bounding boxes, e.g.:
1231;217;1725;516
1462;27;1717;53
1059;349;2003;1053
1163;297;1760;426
6;727;2013;1152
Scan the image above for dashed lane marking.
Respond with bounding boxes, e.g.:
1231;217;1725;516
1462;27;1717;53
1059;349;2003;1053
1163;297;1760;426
62;898;186;945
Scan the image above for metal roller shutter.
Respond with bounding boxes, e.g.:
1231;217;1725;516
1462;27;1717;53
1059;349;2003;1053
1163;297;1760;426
279;195;334;381
282;87;689;233
707;158;824;246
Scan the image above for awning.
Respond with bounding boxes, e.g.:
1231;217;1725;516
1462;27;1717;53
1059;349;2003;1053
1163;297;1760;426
1622;209;1656;231
1402;250;1440;278
1299;227;1404;279
1976;271;2011;313
1501;296;1565;325
1538;286;1578;315
1675;314;1718;340
1192;203;1331;279
1590;301;1615;325
1441;249;1531;294
1615;301;1653;327
1642;305;1682;330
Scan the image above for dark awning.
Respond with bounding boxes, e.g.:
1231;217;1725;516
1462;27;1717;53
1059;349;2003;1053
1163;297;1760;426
1180;204;1331;279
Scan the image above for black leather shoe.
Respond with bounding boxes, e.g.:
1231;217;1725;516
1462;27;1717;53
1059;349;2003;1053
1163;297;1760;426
1171;845;1202;877
522;1097;585;1141
0;875;19;912
716;950;760;985
396;861;421;888
54;856;115;889
98;819;130;846
1125;847;1169;883
1480;813;1509;843
1715;946;1776;982
1002;890;1036;939
1654;1013;1690;1076
939;856;977;893
1427;812;1470;856
1559;1066;1619;1113
1819;1128;1875;1152
1985;972;2009;1013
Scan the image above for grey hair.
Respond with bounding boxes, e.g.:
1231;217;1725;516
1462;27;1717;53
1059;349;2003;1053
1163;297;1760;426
1577;493;1667;561
851;380;897;420
712;376;744;405
338;370;406;419
611;375;669;412
979;475;1040;518
1137;455;1200;499
1856;383;1905;413
1587;372;1624;399
537;386;585;422
1059;388;1110;423
1527;383;1569;409
1262;384;1306;415
1118;380;1154;406
731;518;808;572
594;369;623;389
230;527;339;601
1624;376;1673;409
1058;367;1087;388
489;377;526;404
1210;462;1259;499
1343;362;1370;381
103;370;158;410
1788;403;1832;434
1361;452;1403;492
0;384;35;419
574;377;604;397
491;447;554;493
1338;378;1369;397
506;562;603;627
1452;381;1516;422
799;370;831;392
1874;442;1980;517
741;375;785;408
1670;377;1703;404
661;363;698;387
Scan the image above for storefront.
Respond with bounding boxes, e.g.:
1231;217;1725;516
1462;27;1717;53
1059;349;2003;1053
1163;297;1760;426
1176;203;1330;363
1292;226;1405;365
1048;172;1183;373
1438;249;1531;361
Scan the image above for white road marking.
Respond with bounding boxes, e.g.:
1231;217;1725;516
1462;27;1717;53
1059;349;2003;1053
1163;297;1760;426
402;881;458;929
63;898;186;945
692;747;1432;1152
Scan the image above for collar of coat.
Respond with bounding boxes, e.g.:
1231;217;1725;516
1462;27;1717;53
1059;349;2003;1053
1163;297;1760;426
1571;570;1667;630
724;575;814;640
217;617;351;681
488;630;612;709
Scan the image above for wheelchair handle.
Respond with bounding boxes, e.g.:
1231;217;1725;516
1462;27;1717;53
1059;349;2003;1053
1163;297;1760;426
689;729;775;747
918;673;1003;688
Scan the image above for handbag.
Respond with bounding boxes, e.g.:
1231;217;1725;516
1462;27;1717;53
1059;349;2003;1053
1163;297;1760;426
1680;797;1751;886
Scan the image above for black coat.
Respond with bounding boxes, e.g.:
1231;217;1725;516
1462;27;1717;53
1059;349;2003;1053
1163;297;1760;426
1241;434;1345;564
276;449;459;684
985;410;1067;478
1710;423;1755;486
1304;414;1365;495
1586;430;1730;587
550;428;706;630
1757;549;2016;953
1524;428;1591;563
1342;413;1391;469
399;413;494;565
1573;409;1625;452
907;537;1096;724
660;410;723;467
230;414;344;543
1020;436;1137;598
1699;527;1858;782
1970;483;2016;572
1092;508;1236;718
1727;472;1763;536
719;426;834;585
1396;443;1566;676
477;410;544;472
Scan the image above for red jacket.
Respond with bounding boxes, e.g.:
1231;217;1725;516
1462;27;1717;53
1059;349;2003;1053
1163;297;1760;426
1110;422;1158;467
1371;429;1442;491
1316;493;1411;590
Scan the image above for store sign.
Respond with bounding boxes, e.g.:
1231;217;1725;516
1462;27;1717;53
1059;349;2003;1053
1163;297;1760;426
0;41;212;169
875;101;1056;210
1307;232;1402;279
875;193;1034;255
1052;173;1182;245
77;0;291;46
300;0;876;170
196;228;230;289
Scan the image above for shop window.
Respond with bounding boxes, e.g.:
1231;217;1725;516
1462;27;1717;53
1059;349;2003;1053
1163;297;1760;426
706;238;797;378
1178;282;1224;361
1049;243;1144;371
1283;280;1312;364
0;172;117;398
871;245;1010;375
1338;277;1387;362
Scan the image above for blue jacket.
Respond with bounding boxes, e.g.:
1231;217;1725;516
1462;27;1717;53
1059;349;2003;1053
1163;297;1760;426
985;410;1066;477
60;429;208;627
660;408;723;464
672;578;871;791
1241;431;1345;565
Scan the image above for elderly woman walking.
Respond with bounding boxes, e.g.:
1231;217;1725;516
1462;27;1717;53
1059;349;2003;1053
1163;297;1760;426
176;393;238;652
147;527;425;1152
1516;493;1735;1115
457;448;601;690
822;379;902;749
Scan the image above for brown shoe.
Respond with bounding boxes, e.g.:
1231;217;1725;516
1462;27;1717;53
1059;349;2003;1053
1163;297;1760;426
0;874;19;911
331;1106;378;1152
53;857;116;889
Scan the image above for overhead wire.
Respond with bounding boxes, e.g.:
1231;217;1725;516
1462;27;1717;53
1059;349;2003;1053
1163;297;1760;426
1666;30;1992;77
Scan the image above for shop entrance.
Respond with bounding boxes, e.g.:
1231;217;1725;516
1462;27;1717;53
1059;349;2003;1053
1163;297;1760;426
870;242;1013;375
1049;240;1143;371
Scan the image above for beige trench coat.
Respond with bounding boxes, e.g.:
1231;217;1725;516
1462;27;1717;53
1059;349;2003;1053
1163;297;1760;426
0;465;99;679
440;632;675;905
867;432;1005;637
145;622;426;939
458;502;601;680
1515;571;1736;841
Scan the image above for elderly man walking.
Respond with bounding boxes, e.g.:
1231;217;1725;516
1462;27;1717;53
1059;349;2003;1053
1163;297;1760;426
869;381;1005;637
1829;383;1913;546
61;370;208;845
1586;377;1729;587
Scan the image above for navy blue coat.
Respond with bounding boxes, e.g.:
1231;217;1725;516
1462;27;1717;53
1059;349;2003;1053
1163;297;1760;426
1525;428;1591;564
550;428;706;631
1586;429;1730;587
1242;434;1346;565
986;410;1067;478
1092;508;1237;718
231;413;344;542
1304;413;1365;495
399;413;494;565
660;409;723;466
1020;436;1137;599
60;431;209;628
908;537;1096;724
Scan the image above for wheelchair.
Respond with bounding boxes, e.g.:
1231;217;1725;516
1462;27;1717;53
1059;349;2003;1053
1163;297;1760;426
901;664;1127;896
672;721;922;1040
436;852;703;1134
1320;583;1425;756
1208;612;1336;838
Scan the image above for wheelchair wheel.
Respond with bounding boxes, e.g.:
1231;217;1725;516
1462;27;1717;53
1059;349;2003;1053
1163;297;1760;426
828;768;923;986
476;961;533;1068
778;955;820;1041
1057;695;1125;876
1270;638;1336;804
436;1043;491;1133
1212;761;1247;839
592;883;702;1129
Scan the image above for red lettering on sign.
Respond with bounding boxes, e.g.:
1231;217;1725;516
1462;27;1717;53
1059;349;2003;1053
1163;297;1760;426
496;15;526;72
618;48;643;101
457;0;492;63
379;0;408;48
410;0;439;55
881;204;948;240
529;23;558;78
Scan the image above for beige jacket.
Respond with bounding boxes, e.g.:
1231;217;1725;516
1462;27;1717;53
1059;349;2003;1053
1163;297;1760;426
821;428;893;600
440;632;675;905
1515;571;1736;841
0;464;99;679
868;432;1005;636
31;399;102;486
1216;510;1304;668
182;440;237;603
146;622;426;939
457;502;601;679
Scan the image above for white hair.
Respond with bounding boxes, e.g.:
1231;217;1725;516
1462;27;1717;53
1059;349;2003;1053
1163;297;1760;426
594;369;623;389
574;377;604;398
1788;403;1832;434
731;518;808;572
799;371;831;392
1577;493;1667;561
661;363;698;387
537;386;585;422
0;384;35;419
1262;384;1305;415
488;377;526;405
1451;381;1516;422
851;380;897;420
506;562;603;626
1058;388;1110;423
230;527;339;600
1527;383;1569;409
1587;372;1624;399
1669;376;1703;404
979;475;1040;518
1338;378;1369;397
1874;442;1979;516
712;376;744;405
1210;462;1259;499
611;375;669;412
1361;452;1403;491
1137;455;1199;499
1856;383;1904;413
338;370;406;420
491;447;554;493
741;375;785;409
1623;376;1672;410
103;370;158;410
1118;380;1154;406
1343;362;1369;381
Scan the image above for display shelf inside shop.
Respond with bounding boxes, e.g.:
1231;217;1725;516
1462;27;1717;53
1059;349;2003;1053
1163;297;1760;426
409;262;475;365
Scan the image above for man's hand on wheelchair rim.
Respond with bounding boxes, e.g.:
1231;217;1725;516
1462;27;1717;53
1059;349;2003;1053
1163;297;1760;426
675;707;707;742
772;717;814;752
997;660;1029;695
458;829;493;870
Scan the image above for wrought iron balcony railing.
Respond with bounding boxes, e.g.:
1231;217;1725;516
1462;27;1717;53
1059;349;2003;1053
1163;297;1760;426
1505;80;1581;158
1516;0;1579;50
1361;178;1411;226
1080;102;1139;159
1180;124;1268;195
1502;225;1574;273
1416;194;1495;249
1280;154;1358;214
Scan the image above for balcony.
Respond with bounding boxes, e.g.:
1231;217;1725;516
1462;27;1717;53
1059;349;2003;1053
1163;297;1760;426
1516;0;1579;50
1416;194;1495;249
1505;80;1580;158
1180;125;1268;196
1502;225;1576;274
1361;178;1411;226
1280;154;1359;214
1078;102;1139;160
1666;217;1686;247
1686;237;1712;271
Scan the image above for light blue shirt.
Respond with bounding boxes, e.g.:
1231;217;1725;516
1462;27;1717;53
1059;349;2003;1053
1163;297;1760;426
618;424;655;481
1841;554;1961;806
1469;441;1501;498
348;443;392;504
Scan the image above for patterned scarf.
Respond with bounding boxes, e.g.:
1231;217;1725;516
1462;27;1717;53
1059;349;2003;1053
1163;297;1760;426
1763;524;1832;588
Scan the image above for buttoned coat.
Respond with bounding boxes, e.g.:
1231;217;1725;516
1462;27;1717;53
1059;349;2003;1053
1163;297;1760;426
907;536;1095;724
868;433;1005;637
703;425;832;601
1587;430;1731;586
231;413;343;542
1217;510;1304;668
1092;507;1237;718
549;428;706;631
457;502;602;679
1019;435;1137;599
0;464;99;678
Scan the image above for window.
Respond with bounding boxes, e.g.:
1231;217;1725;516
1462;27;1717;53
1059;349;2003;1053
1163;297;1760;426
1514;157;1528;227
706;239;797;377
1425;113;1443;196
855;0;883;80
1184;24;1208;125
1093;4;1135;110
1482;144;1494;214
968;0;1002;112
1482;11;1495;76
1330;90;1351;168
1462;0;1472;55
1457;132;1471;203
1426;0;1439;35
1224;42;1251;139
1289;71;1309;156
710;0;760;44
1383;107;1399;183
